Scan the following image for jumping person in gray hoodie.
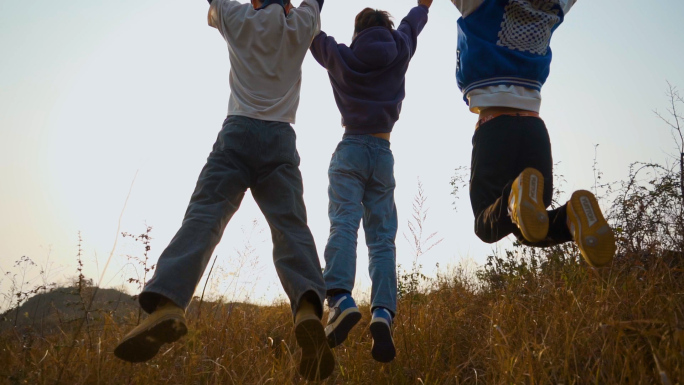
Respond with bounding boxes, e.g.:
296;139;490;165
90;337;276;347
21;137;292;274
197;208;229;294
309;0;432;363
114;0;335;380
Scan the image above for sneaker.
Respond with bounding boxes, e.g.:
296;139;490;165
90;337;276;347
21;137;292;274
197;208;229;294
294;304;335;381
509;168;549;243
325;293;362;348
114;300;188;363
566;190;616;267
370;308;396;363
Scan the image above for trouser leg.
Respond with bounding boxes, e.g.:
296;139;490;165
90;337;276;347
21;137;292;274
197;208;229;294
251;125;326;318
140;140;249;313
469;117;524;243
470;116;570;246
519;121;572;246
363;145;397;315
323;143;366;298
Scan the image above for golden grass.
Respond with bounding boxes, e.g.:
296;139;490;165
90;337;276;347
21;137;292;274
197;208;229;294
1;254;682;384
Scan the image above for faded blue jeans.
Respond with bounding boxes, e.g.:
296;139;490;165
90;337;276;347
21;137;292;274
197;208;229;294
139;116;326;318
323;134;398;314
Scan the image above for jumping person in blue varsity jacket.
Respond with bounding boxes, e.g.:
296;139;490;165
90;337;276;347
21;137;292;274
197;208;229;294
309;0;431;363
451;0;616;266
114;0;336;380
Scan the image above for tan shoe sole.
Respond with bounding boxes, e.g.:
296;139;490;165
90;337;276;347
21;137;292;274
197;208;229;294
510;168;549;243
295;315;335;381
114;311;187;363
567;190;616;267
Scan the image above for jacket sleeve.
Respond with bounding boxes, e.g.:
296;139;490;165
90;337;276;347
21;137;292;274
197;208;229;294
309;31;342;70
396;5;429;57
207;0;249;35
206;0;320;8
290;0;322;38
207;0;322;10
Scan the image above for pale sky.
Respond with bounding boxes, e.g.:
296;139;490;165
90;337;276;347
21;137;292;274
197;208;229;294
1;0;683;308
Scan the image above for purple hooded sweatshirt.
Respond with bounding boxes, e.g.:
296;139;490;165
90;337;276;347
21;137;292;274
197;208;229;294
309;5;429;135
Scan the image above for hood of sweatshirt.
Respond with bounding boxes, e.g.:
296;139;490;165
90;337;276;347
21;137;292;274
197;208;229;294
348;27;399;70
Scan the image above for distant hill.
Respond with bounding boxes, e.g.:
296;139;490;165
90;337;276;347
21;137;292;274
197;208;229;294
0;286;262;334
0;286;138;332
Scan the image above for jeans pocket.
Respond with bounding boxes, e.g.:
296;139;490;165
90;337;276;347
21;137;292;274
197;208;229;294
278;127;298;164
330;141;367;175
329;142;346;167
217;117;251;152
377;150;396;188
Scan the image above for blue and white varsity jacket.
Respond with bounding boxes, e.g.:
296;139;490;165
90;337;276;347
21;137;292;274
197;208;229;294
451;0;576;113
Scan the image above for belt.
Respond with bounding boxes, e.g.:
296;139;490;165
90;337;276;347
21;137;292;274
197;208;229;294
369;132;391;141
476;110;540;129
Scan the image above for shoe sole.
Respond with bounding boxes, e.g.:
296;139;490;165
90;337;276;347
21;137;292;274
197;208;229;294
325;308;362;348
370;319;395;363
513;168;549;243
567;190;615;267
114;314;187;363
295;317;335;381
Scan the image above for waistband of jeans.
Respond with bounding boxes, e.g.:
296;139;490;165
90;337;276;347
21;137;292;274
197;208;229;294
342;133;391;148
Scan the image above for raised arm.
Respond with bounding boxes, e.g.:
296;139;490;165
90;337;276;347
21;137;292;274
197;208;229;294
418;0;432;8
309;31;342;70
207;0;323;10
396;3;429;57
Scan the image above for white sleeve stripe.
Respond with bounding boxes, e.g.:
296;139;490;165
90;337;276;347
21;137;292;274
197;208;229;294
560;0;577;15
451;0;485;18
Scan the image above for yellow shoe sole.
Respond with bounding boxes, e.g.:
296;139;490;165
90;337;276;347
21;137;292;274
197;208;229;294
567;190;616;267
509;168;549;243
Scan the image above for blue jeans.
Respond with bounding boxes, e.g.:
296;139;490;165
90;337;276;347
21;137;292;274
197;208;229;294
140;116;326;318
323;134;398;314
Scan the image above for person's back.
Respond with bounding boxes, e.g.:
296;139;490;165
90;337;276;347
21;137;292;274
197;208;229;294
452;0;576;113
310;5;428;135
209;0;320;122
309;1;432;364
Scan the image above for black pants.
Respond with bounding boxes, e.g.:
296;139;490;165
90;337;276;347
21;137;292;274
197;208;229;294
469;115;572;246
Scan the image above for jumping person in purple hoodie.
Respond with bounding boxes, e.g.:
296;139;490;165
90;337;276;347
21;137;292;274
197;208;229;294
309;0;432;363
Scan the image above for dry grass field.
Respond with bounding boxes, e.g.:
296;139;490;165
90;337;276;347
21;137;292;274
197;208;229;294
0;245;682;384
2;132;684;383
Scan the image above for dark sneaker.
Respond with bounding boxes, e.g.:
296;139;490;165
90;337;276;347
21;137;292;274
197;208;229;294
566;190;616;267
295;313;335;381
114;302;187;363
508;168;549;243
370;308;395;363
325;293;362;348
